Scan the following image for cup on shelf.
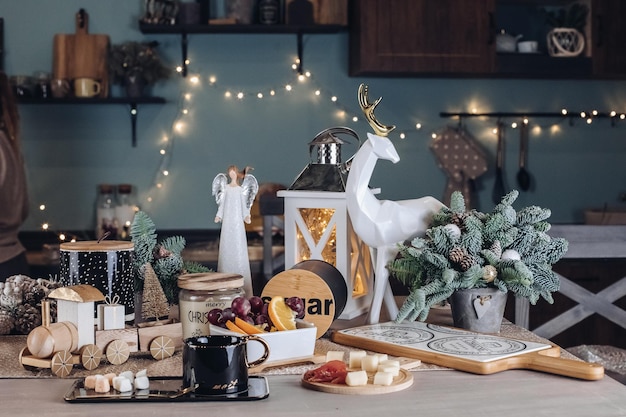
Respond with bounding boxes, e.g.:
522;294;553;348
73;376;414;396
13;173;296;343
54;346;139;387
50;78;70;98
74;78;101;98
518;41;538;53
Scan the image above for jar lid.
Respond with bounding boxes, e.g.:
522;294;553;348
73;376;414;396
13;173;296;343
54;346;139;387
60;240;134;251
178;272;244;291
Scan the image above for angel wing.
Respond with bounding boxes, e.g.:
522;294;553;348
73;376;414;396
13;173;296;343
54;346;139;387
212;173;228;206
241;174;259;210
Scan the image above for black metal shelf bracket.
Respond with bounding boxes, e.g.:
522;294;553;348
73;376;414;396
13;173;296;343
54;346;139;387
181;32;189;77
129;103;138;147
296;31;303;74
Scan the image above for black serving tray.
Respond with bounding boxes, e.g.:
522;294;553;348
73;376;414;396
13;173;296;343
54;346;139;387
64;376;269;403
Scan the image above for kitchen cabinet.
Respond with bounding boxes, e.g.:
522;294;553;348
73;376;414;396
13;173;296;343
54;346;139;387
349;0;496;76
350;0;626;79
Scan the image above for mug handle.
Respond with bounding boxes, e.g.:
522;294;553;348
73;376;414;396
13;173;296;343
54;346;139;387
93;82;101;95
245;335;270;368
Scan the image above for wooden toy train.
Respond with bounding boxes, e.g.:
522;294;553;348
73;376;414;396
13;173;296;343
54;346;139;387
19;284;182;377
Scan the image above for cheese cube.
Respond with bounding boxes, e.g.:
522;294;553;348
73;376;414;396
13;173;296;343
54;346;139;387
345;370;368;386
377;364;400;377
379;359;400;369
361;355;379;372
373;371;394;386
348;350;367;369
375;354;389;362
325;351;345;362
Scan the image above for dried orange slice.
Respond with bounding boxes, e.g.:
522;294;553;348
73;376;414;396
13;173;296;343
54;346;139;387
268;296;296;331
234;317;265;334
225;320;247;334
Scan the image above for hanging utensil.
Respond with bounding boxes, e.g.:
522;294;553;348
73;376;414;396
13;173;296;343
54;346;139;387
492;121;506;204
516;119;531;191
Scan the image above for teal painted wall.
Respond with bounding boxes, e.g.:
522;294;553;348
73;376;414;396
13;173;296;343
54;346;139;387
2;0;626;234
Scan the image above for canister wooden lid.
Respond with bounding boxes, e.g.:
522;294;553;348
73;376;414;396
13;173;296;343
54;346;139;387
178;272;244;291
60;240;134;251
262;260;347;339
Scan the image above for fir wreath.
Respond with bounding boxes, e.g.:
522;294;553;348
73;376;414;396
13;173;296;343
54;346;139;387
389;190;568;322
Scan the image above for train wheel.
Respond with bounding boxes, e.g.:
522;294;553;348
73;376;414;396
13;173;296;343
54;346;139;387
106;340;130;365
149;336;175;361
80;344;102;370
18;347;38;372
51;350;73;377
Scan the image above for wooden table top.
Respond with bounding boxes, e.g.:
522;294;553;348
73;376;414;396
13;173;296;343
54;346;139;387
0;369;624;416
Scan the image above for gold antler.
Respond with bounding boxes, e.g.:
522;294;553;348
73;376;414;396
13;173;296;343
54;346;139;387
358;84;396;137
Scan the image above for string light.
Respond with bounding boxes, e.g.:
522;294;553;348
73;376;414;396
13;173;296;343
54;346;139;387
36;51;626;243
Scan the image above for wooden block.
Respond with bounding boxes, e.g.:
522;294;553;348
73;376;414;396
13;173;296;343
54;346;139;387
137;321;183;352
95;328;139;353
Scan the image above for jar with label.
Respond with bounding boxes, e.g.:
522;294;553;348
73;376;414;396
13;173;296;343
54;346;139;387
178;272;244;340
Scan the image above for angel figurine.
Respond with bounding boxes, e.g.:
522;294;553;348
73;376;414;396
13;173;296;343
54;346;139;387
212;165;259;296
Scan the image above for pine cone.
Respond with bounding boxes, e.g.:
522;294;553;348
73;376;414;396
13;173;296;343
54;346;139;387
449;246;466;263
23;286;46;306
450;212;467;226
0;309;15;335
459;255;475;271
13;303;41;334
490;240;502;259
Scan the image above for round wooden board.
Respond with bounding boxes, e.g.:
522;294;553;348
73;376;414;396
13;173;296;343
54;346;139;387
301;368;413;395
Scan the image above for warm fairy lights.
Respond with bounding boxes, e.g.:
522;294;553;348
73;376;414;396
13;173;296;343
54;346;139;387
36;52;626;242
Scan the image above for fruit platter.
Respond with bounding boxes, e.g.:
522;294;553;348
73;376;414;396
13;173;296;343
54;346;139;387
205;295;318;365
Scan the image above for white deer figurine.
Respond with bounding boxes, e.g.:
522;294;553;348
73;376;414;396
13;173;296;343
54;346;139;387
347;84;444;324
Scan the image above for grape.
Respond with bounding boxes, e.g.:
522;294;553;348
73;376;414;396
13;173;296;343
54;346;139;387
231;296;251;318
285;296;305;319
207;308;223;326
255;314;269;326
249;296;265;314
221;307;236;323
260;302;269;318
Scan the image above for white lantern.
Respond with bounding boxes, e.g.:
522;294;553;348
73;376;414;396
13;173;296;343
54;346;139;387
278;127;373;319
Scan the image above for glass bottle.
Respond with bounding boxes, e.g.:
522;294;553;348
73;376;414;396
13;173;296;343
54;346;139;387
114;184;138;240
96;184;118;240
258;0;280;24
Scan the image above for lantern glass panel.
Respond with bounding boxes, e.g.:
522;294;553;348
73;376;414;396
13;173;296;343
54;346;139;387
296;208;337;265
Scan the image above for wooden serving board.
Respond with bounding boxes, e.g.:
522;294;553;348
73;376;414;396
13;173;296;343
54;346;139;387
331;322;605;381
301;368;413;395
53;9;109;97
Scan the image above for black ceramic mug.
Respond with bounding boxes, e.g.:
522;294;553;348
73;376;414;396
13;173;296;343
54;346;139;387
183;335;270;395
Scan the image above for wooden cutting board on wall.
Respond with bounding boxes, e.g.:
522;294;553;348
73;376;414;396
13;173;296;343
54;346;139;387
53;9;109;97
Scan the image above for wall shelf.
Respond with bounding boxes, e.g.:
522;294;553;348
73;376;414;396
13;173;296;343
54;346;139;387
17;96;166;146
139;22;347;76
440;110;626;126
